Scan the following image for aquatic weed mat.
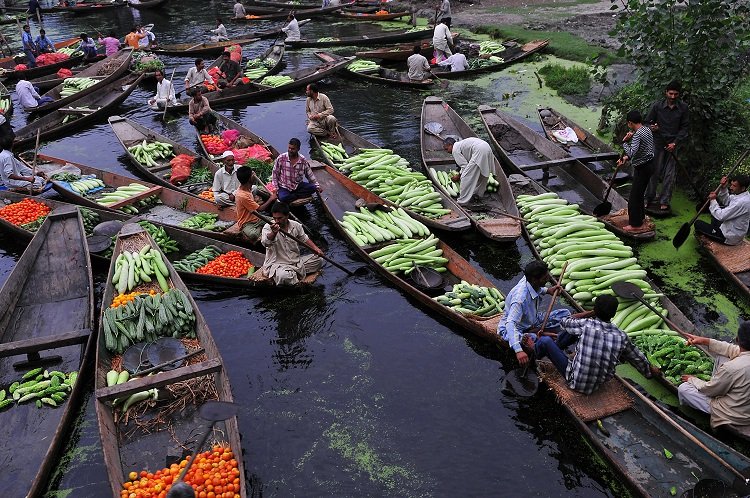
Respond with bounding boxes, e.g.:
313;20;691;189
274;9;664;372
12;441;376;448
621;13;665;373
538;361;633;422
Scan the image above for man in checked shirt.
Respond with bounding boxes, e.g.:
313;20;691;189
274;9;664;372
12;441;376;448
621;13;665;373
271;137;323;204
533;295;658;395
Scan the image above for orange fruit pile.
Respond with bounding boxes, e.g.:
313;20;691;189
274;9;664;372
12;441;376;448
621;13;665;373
196;251;252;278
0;198;51;226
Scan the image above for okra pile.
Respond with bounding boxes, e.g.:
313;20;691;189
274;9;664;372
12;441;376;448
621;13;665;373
0;368;77;411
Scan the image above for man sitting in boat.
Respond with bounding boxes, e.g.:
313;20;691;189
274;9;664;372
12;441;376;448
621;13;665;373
217;51;242;88
148;69;178;111
260;201;323;286
437;48;468;72
15;79;54;110
125;26;147;49
694;174;750;246
213;151;240;208
184;58;215;93
678;323;750;431
233;0;246;18
188;87;217;134
35;29;55;54
209;18;228;43
282;13;301;42
532;295;656;394
407;45;431;81
272;137;322;203
305;83;338;139
0;138;46;192
442;136;492;208
234;166;274;243
497;261;568;367
79;32;98;60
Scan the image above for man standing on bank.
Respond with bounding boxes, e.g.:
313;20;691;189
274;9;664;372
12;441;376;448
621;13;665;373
645;80;689;214
619;110;655;233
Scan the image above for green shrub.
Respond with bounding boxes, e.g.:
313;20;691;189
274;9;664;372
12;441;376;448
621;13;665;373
538;63;592;96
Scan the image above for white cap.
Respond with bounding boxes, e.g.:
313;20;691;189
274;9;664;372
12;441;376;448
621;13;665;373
221;150;234;159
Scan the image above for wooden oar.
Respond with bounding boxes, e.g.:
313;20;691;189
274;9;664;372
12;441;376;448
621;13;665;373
592;161;622;216
28;129;41;195
161;67;177;121
672;148;750;249
252;210;367;277
538;261;569;335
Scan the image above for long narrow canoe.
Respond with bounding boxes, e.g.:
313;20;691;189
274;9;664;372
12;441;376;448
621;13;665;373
696;234;750;302
38;154;246;245
421;97;522;241
13;73;143;150
152;36;260;57
94;223;246;498
312;124;471;232
0;38;86;80
316;166;502;341
52;1;126;14
168;57;351;111
195;111;281;162
355;34;461;61
431;40;549;79
34;48;133;114
27;65;88;92
233;2;346;21
247;0;318;7
128;0;169;8
314;51;433;89
0;80;12;115
285;28;433;49
234;41;285;84
0;206;94;498
338;10;410;20
108;115;220;197
478;104;656;241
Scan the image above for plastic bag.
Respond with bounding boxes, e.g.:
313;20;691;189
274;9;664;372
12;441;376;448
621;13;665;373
56;68;73;79
221;129;240;146
232;144;272;163
226;44;242;63
14;64;28;71
169;154;194;185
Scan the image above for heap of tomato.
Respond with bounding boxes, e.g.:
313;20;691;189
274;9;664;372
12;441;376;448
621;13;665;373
199;189;215;202
200;135;228;155
121;445;241;498
196;251;252;278
0;198;51;226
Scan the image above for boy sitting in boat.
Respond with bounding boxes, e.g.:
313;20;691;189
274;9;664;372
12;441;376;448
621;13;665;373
531;295;657;395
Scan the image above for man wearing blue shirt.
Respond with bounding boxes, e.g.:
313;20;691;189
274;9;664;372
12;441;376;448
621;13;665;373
35;29;55;54
21;24;37;68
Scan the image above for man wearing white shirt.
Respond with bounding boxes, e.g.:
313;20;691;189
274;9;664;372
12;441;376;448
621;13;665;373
437;50;467;72
15;79;53;110
233;0;246;18
282;14;301;41
695;174;750;245
432;20;453;59
148;69;177;111
407;45;431;81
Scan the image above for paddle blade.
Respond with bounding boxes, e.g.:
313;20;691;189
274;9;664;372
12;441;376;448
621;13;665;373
672;222;691;249
592;201;613;217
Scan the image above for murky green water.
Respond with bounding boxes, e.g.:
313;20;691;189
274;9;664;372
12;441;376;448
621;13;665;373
0;3;747;497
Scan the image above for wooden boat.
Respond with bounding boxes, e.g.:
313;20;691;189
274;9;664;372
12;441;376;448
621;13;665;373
478;104;656;241
314;51;433;89
420;97;522;242
696;234;750;302
38;154;247;245
0;206;94;498
195;111;281;161
0;80;12;115
94;223;246;498
232;2;347;21
316;165;502;341
33;48;133;114
152;36;260;57
168;57;351;110
0;38;85;80
13;73;143;150
431;40;549;79
355;34;461;61
27;65;87;92
338;10;410;20
128;0;168;8
285;28;433;49
313;124;471;232
247;0;319;8
537;106;624;181
108;115;219;197
236;41;285;83
51;1;127;14
0;13;25;25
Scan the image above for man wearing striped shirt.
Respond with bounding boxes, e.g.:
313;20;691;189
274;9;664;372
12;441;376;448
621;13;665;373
534;295;656;395
271;138;322;204
619;110;655;233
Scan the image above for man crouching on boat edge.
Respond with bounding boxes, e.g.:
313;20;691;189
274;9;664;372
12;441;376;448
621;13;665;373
497;261;569;367
533;295;658;394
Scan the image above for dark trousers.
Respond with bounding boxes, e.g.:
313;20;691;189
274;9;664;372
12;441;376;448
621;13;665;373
534;330;579;376
191;112;217;132
277;181;316;203
695;218;726;243
628;159;654;227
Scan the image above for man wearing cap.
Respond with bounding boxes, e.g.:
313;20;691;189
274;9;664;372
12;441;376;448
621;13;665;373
442;136;493;208
212;151;240;208
677;322;750;430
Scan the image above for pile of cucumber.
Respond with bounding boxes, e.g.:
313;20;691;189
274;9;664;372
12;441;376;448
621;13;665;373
369;235;447;274
431;168;500;197
348;60;380;73
95;183;150;208
112;245;171;294
67;176;105;194
341;206;429;246
0;368;77;410
435;282;505;317
128;140;174;168
138;221;179;253
628;330;714;384
172;245;223;272
180;213;219;231
59;77;99;98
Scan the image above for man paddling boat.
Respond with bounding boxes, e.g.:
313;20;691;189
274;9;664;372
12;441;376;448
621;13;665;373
233;0;246;19
532;295;657;394
442;136;492;208
694;174;750;245
305;83;338;139
282;13;301;42
497;261;568;367
272;137;322;203
235;166;274;243
261;201;323;285
407;44;431;81
678;323;750;431
148;69;177;111
0;140;46;191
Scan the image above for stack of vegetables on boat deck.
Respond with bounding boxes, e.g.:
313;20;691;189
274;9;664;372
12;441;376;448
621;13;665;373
517;192;713;384
0;198;51;232
319;144;451;218
51;172;160;215
1;368;77;411
173;245;256;278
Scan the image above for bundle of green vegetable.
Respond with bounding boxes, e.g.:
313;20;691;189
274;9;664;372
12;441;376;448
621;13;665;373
137;221;179;253
258;75;294;87
185;166;212;185
316;37;340;42
172;245;222;272
369;234;447;273
628;331;714;384
431;169;500;197
102;289;196;354
244;57;274;79
68;177;105;194
331;148;451;219
341;206;430;246
127;140;174;167
478;40;505;56
58;43;82;57
1;368;77;410
319;142;347;162
50;172;80;182
20;218;46;232
245;158;273;182
132;52;165;73
468;56;504;69
435;282;505;317
348;59;380;73
95;183;150;208
180;212;218;230
112;245;171;294
58;77;99;98
80;208;99;235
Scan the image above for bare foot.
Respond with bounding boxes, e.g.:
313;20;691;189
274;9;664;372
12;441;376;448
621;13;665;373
622;225;641;232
